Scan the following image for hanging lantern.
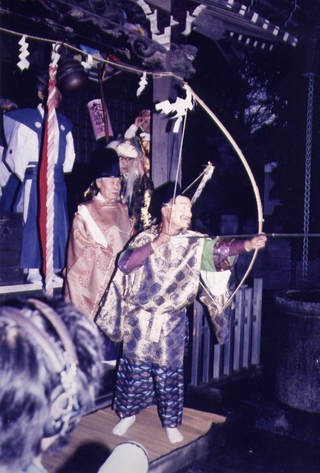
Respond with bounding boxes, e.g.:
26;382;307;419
87;99;114;141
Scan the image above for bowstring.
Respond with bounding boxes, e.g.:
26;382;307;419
168;109;188;233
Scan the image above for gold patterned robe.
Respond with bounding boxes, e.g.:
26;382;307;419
96;227;236;367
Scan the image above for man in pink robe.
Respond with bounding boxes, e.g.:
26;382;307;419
64;148;131;321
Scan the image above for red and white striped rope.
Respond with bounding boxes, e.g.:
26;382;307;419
44;46;60;295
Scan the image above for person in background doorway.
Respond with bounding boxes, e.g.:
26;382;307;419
0;71;75;285
124;108;151;163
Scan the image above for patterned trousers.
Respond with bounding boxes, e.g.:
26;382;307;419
114;356;184;428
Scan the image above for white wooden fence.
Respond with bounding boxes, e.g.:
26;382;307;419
190;278;263;387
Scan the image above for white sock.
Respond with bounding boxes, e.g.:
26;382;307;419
165;427;183;443
112;415;136;436
27;268;41;278
27;268;42;285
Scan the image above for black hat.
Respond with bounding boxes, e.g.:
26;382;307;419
151;181;182;224
91;147;120;180
35;70;49;93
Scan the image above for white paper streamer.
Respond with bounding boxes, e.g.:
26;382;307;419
155;85;194;133
137;72;148;96
81;53;94;70
17;35;30;70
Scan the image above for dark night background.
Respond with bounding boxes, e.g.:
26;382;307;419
1;1;319;250
1;3;320;473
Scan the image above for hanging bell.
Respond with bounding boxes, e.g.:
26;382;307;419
57;58;88;93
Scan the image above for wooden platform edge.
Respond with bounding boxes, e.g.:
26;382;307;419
149;420;227;473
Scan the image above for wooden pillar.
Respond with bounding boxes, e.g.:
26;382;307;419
148;0;191;187
151;75;183;187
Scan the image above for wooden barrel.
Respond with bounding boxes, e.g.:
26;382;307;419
275;290;320;413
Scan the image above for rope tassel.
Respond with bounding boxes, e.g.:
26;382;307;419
190;162;214;204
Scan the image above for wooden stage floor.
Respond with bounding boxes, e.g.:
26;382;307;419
42;405;226;473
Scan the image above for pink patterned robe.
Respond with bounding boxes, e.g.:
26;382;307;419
64;195;130;320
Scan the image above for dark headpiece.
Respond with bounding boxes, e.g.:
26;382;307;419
150;181;182;224
91;147;120;180
35;70;49;93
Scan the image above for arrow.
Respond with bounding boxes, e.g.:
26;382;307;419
175;233;320;239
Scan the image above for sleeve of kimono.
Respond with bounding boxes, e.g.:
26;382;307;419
63;130;76;173
201;237;247;272
124;123;138;139
64;213;90;303
95;268;128;342
0;158;10;187
5;121;37;180
64;212;111;304
118;242;154;274
118;232;154;274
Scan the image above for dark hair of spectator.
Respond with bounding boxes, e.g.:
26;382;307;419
0;296;103;473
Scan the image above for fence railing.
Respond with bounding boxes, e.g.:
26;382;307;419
190;278;263;387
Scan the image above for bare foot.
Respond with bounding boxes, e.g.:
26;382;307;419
166;427;183;443
112;415;136;436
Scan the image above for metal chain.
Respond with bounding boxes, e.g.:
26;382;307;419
302;73;314;284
